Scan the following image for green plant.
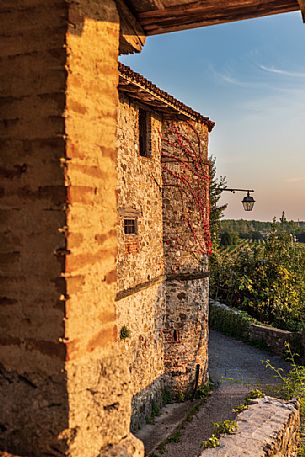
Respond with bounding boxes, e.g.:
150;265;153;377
162;388;172;404
145;400;160;425
212;419;238;435
195;381;212;399
209;302;255;340
119;325;131;340
176;391;185;402
298;443;305;457
209;155;227;246
151;400;160;418
210;223;305;332
167;430;181;443
233;388;264;414
233;403;248;414
265;343;305;455
246;388;264;400
265;343;305;410
201;434;220;448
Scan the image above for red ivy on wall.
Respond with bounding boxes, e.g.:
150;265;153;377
161;121;212;257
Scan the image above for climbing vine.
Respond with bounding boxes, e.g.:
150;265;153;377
161;121;212;257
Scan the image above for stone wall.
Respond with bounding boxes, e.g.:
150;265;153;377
210;300;302;358
0;2;211;452
117;94;166;430
0;1;144;456
162;120;210;397
0;1;68;454
200;397;300;457
116;97;211;423
64;2;142;456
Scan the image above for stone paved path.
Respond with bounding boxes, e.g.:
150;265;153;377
148;329;290;457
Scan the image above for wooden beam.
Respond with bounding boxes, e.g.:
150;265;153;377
116;0;146;54
297;0;305;21
134;0;300;35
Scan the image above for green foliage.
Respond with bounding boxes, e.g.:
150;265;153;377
119;325;131;340
162;388;173;404
220;217;305;244
195;381;212;399
201;434;220;449
167;430;181;443
209;156;227;246
201;419;238;449
151;400;160;417
246;388;264;400
212;419;238;435
265;343;305;411
176;391;185;402
233;403;248;414
209;302;255;340
233;389;264;414
265;343;305;456
145;399;161;425
220;230;240;246
210;223;305;331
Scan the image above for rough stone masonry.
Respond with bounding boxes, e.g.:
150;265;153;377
0;1;213;456
116;67;213;431
200;397;300;457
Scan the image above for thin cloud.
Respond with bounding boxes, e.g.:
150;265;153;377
283;177;305;183
218;73;248;86
209;64;253;88
259;64;305;78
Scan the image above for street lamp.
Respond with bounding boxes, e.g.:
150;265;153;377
241;191;255;212
220;188;255;212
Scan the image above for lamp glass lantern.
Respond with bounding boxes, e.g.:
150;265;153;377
242;191;255;212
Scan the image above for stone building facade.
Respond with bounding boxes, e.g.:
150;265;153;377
0;2;213;456
1;0;301;455
116;64;214;431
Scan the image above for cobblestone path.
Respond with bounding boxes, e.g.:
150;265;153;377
154;329;290;457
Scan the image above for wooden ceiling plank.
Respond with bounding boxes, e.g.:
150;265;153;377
139;1;299;34
297;0;305;21
126;0;299;34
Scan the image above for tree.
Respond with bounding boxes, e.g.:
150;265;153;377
209;156;227;246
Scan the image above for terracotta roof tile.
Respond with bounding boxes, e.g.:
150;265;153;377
118;63;215;131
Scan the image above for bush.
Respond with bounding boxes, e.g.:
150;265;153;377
210;224;305;331
209;302;255;340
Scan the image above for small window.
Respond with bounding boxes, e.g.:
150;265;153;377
139;108;151;157
124;218;137;235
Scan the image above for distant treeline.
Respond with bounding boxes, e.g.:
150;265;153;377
220;217;305;245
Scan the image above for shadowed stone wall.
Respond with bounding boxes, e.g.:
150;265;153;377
0;1;69;454
0;1;143;456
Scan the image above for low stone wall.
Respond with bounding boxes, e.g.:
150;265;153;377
200;397;300;457
210;300;302;358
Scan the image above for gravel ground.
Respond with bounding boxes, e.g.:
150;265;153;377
147;329;290;457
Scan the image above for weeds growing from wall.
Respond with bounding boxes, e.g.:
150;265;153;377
201;419;238;449
119;325;131;340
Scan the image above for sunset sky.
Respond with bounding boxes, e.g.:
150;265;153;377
120;11;305;222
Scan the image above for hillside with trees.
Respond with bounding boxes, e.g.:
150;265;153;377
220;214;305;245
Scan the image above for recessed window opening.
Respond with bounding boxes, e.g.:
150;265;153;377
139;108;151;157
173;330;179;342
124;218;137;235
